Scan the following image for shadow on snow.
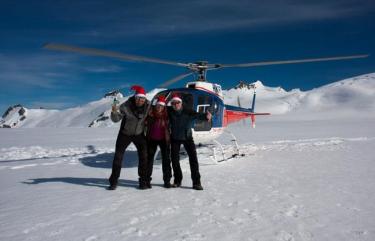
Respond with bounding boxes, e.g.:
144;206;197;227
22;177;140;189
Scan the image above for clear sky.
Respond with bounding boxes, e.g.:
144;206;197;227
0;0;374;113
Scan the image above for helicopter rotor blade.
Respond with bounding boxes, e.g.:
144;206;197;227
43;43;189;67
217;54;369;68
159;72;194;88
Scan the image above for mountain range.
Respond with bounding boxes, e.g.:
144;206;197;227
1;73;374;128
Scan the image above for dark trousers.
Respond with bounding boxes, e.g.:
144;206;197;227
147;139;172;184
171;139;201;185
109;132;148;186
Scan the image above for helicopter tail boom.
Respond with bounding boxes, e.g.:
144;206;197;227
224;105;270;128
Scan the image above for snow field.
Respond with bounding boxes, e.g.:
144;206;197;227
1;115;375;241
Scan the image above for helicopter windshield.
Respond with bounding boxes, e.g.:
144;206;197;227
152;90;214;132
194;94;213;131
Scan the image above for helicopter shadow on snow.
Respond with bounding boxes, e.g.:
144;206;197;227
78;145;162;169
79;146;136;169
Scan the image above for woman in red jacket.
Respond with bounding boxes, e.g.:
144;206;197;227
145;96;172;188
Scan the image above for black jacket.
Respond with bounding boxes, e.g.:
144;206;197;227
167;107;207;141
111;96;150;136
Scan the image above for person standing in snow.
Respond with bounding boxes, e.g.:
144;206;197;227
167;93;212;190
145;96;173;188
108;85;150;190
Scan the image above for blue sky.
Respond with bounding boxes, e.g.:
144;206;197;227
0;0;374;113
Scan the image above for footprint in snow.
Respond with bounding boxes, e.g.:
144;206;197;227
352;230;368;236
84;235;98;241
252;195;260;203
275;230;295;241
229;217;245;225
121;227;138;235
129;217;140;225
243;209;261;221
283;205;300;218
178;231;206;241
227;200;241;207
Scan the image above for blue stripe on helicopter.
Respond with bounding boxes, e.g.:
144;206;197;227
224;105;254;113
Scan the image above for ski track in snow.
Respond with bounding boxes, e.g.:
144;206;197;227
0;146;116;170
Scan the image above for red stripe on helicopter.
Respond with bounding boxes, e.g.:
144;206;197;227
224;109;270;126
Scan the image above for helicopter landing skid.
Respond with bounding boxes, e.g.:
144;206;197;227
210;130;244;163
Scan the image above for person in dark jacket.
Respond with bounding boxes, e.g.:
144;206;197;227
168;93;212;190
108;85;151;190
145;96;172;188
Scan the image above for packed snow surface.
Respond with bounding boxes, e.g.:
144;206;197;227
1;112;374;241
1;73;375;241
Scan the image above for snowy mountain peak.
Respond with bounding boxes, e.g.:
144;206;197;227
1;73;374;128
234;80;264;89
253;80;265;88
104;90;123;99
0;104;28;128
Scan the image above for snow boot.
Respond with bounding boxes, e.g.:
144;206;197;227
107;184;117;190
139;178;148;190
171;181;181;188
192;184;203;190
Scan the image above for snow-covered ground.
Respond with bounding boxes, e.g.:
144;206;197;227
1;73;375;240
1;110;374;241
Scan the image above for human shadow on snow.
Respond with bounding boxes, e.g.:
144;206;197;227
22;177;169;189
22;177;140;189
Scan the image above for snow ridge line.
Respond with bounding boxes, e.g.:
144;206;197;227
269;136;373;144
0;146;115;162
0;137;372;170
252;136;374;152
195;136;373;163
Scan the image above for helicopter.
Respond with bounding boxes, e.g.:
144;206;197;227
43;43;368;160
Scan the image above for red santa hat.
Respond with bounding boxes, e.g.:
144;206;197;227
156;96;166;106
131;85;146;98
170;93;182;103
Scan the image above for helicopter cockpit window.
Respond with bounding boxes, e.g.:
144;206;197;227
187;83;196;89
181;93;194;111
194;95;212;131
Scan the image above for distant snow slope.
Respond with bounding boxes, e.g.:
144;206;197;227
224;73;375;115
1;73;374;128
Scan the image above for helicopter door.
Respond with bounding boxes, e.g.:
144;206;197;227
194;95;212;131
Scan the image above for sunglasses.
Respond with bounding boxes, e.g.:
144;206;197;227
171;101;182;105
